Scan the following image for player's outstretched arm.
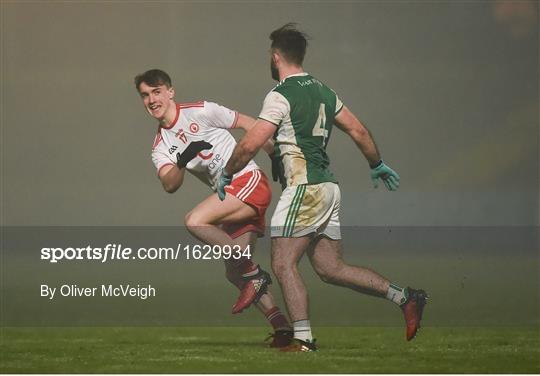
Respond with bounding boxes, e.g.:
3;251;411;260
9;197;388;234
158;165;186;193
335;106;400;191
334;106;381;165
225;119;277;176
235;113;275;156
217;119;276;201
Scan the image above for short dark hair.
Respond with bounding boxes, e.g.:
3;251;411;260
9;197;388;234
269;23;309;66
134;69;172;90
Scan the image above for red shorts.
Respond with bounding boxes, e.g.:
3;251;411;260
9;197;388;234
222;169;271;239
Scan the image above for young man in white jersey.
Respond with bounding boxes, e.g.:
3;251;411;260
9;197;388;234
135;69;292;347
218;24;428;352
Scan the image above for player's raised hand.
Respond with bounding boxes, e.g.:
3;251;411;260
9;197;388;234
370;160;400;191
176;141;212;168
216;170;233;201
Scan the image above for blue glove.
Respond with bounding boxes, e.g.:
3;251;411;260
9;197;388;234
217;170;233;201
370;160;400;191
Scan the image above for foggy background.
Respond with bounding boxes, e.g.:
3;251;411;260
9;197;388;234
2;1;538;227
1;1;539;328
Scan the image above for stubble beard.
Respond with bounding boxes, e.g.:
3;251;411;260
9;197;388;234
270;60;280;81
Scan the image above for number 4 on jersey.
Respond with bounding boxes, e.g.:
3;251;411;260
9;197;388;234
312;103;328;146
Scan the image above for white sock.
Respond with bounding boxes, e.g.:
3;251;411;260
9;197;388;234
293;319;313;342
386;283;407;306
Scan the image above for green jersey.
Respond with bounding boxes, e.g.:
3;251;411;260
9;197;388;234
258;73;343;188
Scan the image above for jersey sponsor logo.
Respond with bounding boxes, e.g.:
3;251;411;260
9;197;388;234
168;145;178;154
189;123;199;133
206;153;223;170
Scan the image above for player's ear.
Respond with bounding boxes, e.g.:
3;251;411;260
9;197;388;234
168;86;175;100
271;51;279;64
273;50;286;67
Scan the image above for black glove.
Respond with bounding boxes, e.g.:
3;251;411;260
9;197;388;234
270;153;286;188
176;141;212;168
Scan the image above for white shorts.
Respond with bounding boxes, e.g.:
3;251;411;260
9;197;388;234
270;182;341;239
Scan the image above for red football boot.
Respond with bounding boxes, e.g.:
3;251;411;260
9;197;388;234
401;287;428;341
232;269;272;314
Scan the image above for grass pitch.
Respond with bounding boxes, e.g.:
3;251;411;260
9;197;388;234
1;326;538;373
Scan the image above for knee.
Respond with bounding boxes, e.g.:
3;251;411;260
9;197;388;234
271;258;293;282
184;211;195;229
184;210;205;230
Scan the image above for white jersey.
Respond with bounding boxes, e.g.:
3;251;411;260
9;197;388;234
151;101;259;191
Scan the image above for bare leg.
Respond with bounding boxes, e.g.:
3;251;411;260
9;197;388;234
185;193;258;247
307;236;390;297
271;236;312;322
185;193;284;321
308;236;430;342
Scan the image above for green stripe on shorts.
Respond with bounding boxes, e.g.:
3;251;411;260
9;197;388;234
282;186;303;236
283;185;306;237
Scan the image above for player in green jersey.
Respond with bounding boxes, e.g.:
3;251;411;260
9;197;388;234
218;23;428;352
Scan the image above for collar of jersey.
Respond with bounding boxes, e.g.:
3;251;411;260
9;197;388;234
160;103;182;130
280;72;309;84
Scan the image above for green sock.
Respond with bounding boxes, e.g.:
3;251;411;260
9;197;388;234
386;283;407;305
